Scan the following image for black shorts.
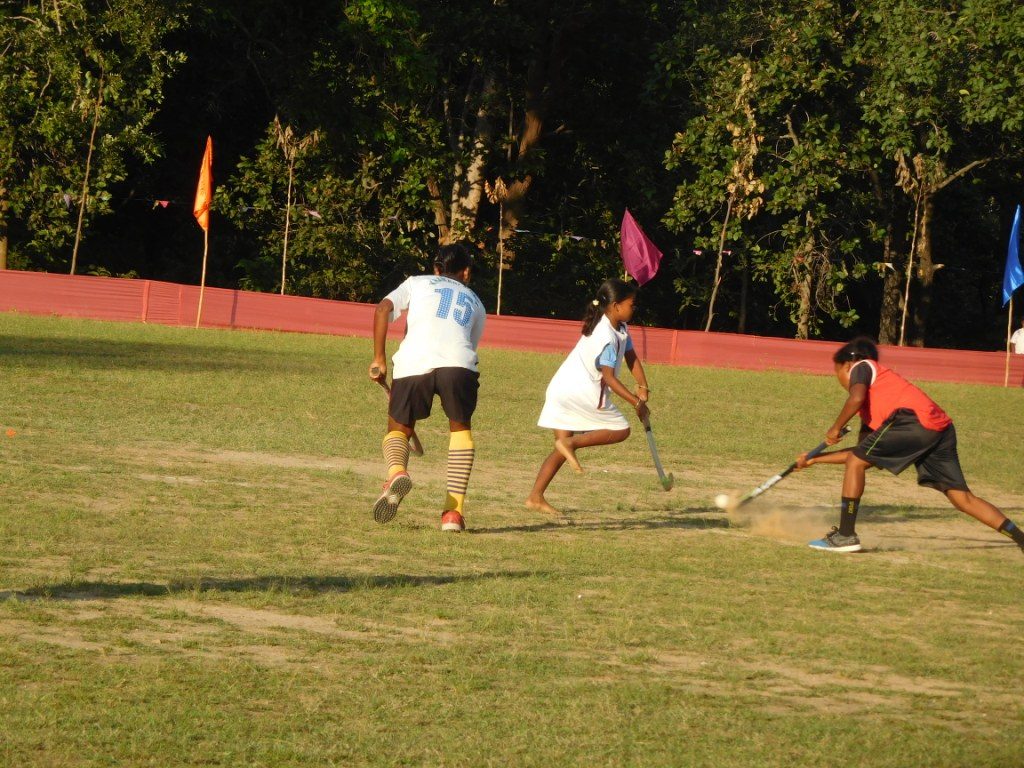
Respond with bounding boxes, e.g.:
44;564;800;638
389;367;479;426
853;409;969;493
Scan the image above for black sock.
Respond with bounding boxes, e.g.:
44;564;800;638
998;519;1024;546
839;497;860;537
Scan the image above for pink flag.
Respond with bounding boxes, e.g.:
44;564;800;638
620;208;663;285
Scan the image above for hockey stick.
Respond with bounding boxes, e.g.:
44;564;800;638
370;367;424;457
718;426;851;511
641;412;674;491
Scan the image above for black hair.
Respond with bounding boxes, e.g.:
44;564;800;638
434;242;474;275
832;336;879;364
581;278;638;336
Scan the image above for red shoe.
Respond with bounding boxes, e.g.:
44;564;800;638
372;472;412;524
440;510;466;532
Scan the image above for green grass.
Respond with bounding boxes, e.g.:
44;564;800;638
1;312;1022;767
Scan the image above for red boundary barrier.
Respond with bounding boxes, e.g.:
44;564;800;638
2;270;1021;387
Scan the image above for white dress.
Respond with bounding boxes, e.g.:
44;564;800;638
537;314;632;431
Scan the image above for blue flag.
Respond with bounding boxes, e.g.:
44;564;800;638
1004;204;1023;306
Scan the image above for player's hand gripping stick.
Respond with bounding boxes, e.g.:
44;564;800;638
370;366;424;457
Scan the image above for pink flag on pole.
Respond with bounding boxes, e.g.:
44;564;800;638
620;208;663;285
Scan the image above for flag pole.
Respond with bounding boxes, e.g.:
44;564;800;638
1005;296;1013;387
1003;204;1023;387
496;200;504;316
192;135;214;329
196;228;208;329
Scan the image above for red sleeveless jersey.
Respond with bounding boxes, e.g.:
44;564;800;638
853;360;952;432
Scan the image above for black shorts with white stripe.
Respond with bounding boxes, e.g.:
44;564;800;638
853;409;969;493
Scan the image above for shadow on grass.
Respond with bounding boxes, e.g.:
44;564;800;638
0;571;539;602
0;334;317;374
862;505;961;522
859;504;1021;550
477;507;729;534
872;535;1017;553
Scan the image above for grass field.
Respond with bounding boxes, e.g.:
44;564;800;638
1;312;1023;767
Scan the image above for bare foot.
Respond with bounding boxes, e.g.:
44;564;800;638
554;438;583;473
525;497;560;516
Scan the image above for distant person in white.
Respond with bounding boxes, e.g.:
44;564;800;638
369;243;485;532
1011;318;1024;354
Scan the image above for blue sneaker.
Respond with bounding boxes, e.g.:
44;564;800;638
809;526;863;553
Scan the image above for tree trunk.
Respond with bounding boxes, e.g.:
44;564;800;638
877;225;902;345
71;75;103;276
911;196;935;347
500;67;544;234
869;170;904;345
796;269;812;340
0;186;8;270
426;176;452;245
738;254;748;334
503;24;569;235
878;268;903;345
280;159;294;295
449;73;495;239
793;217;818;340
704;195;733;332
497;110;540;262
895;155;989;346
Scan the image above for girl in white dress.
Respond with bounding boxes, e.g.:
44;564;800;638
526;279;651;515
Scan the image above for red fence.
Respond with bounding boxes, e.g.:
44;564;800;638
2;270;1021;386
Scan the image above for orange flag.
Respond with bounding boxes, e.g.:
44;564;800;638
193;135;213;231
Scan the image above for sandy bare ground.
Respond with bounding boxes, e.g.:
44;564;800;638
55;439;1023;558
4;440;1019;709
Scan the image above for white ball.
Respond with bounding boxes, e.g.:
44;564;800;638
714;494;730;510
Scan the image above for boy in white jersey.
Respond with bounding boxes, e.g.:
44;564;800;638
369;243;485;531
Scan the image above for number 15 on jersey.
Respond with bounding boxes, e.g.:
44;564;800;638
435;287;475;327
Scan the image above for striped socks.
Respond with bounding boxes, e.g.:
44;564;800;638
382;430;410;479
444;430;475;514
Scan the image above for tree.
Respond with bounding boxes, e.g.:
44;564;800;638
663;1;866;338
218;0;685;314
0;1;184;272
849;0;1024;344
274;117;320;294
660;0;1024;343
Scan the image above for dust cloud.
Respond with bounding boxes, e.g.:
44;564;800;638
727;506;833;543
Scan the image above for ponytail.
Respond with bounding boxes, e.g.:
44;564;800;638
582;278;637;336
833;336;879;364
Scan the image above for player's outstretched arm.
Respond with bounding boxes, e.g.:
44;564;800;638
827;383;867;443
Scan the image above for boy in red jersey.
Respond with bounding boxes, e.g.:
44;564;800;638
797;337;1024;554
